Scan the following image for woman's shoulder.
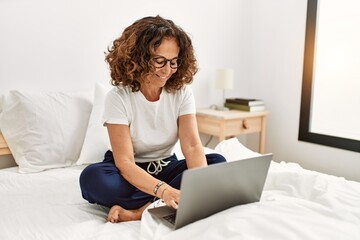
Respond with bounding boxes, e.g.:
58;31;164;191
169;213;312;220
104;85;133;105
176;85;193;98
108;84;132;97
163;85;194;105
170;84;193;96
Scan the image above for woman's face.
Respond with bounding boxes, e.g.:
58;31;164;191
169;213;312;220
147;37;180;88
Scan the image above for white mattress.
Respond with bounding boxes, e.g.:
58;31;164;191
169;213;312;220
140;161;360;240
0;166;140;240
1;139;360;240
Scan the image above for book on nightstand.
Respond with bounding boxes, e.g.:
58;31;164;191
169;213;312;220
225;98;265;106
224;98;266;112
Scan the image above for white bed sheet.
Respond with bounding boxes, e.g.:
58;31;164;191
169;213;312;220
0;166;140;240
0;142;212;240
140;161;360;240
1;138;360;240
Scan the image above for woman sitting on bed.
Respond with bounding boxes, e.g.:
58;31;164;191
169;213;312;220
79;15;226;223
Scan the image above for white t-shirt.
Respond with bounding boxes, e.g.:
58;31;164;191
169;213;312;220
102;84;196;163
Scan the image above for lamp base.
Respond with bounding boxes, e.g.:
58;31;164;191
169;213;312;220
209;104;230;111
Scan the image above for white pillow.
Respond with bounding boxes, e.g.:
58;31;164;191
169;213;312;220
0;90;92;173
76;82;111;165
214;137;261;161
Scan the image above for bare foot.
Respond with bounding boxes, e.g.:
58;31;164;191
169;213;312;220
107;203;150;223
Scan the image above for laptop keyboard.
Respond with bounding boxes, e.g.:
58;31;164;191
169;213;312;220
163;213;177;225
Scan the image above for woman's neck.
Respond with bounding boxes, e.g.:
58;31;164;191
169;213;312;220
140;86;162;102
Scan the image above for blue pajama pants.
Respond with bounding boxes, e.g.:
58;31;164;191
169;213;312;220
79;150;226;209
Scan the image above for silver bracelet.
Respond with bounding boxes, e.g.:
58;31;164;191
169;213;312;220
153;181;165;196
161;187;168;200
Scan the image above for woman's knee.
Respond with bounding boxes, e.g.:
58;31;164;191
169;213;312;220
79;164;96;202
79;163;120;197
206;153;227;165
80;164;101;187
80;165;93;187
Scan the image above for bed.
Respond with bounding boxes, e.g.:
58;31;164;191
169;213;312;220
1;84;360;240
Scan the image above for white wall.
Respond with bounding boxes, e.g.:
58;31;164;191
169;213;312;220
1;0;359;181
0;0;248;105
247;0;360;181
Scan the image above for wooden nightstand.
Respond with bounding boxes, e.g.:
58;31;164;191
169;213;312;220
0;133;17;169
0;133;11;156
196;108;269;153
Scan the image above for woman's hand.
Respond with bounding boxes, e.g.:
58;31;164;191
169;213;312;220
160;186;180;209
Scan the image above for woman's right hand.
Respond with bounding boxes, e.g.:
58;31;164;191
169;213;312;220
161;186;180;209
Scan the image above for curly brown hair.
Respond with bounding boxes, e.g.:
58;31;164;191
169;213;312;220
105;15;198;92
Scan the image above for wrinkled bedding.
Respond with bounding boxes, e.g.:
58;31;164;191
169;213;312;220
0;166;140;240
140;161;360;240
1;138;360;240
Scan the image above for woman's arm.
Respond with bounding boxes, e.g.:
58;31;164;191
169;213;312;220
178;114;207;169
106;123;180;208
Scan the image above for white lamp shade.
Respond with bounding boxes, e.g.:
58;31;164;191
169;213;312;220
215;69;234;90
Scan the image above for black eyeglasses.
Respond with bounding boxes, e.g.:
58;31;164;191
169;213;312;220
151;56;182;69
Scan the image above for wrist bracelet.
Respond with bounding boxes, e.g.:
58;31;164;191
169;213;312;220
161;187;168;200
153;181;165;196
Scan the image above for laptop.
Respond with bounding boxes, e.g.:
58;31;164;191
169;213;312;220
147;153;272;229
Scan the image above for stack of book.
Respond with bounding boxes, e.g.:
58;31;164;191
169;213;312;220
224;98;266;112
